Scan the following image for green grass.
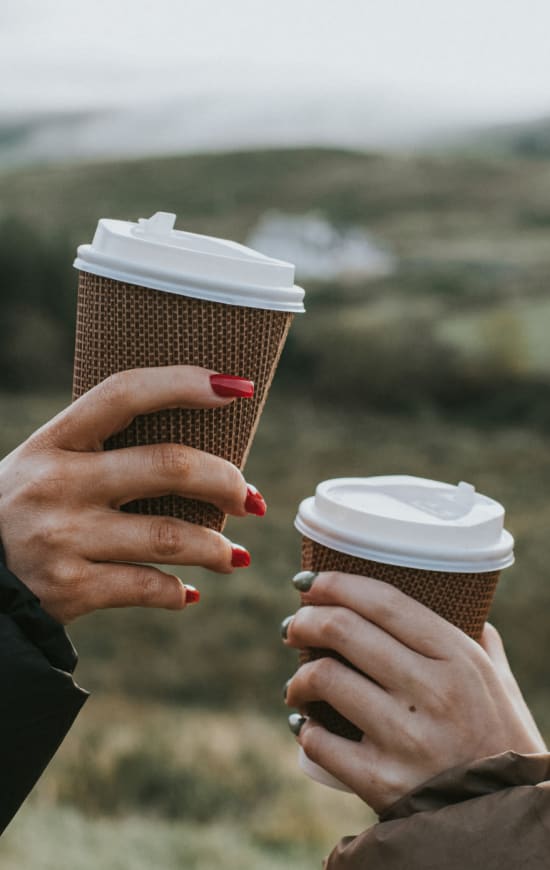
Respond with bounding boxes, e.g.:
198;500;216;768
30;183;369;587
0;807;324;870
0;698;373;869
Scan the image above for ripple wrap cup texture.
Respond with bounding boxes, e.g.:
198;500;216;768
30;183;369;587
72;270;293;531
299;535;501;741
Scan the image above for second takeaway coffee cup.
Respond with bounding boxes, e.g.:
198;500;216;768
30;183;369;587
293;475;515;791
72;212;304;531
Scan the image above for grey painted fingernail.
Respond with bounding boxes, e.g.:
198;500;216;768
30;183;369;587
283;679;291;701
288;713;306;736
280;615;294;640
291;571;318;592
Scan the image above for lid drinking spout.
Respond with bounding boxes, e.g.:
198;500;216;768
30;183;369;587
134;212;177;238
455;481;476;510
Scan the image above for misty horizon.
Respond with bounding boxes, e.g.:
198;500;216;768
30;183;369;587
2;0;550;168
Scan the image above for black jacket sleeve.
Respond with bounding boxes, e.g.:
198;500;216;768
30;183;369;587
0;550;88;834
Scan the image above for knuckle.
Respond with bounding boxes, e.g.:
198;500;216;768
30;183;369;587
37;560;88;619
305;657;336;697
136;569;163;606
288;605;314;643
285;673;297;705
373;582;403;619
320;607;351;649
27;514;62;550
149;517;182;559
302;660;321;695
57;558;87;587
97;370;132;406
301;725;322;762
210;532;231;571
39;475;67;503
310;571;336;599
222;461;245;496
201;455;245;514
21;458;66;504
151;443;190;479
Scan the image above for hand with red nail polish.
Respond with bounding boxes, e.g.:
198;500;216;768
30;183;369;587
0;365;263;624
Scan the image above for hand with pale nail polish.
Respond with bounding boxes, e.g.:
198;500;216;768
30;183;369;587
0;365;259;624
282;570;546;814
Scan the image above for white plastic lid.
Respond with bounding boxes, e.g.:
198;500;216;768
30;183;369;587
74;212;305;313
295;476;515;574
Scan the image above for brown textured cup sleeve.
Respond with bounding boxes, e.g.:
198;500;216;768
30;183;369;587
72;271;293;530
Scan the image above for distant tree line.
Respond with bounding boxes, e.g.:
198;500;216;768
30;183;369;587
0;217;75;391
3;213;550;431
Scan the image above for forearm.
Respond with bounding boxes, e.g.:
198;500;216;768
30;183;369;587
0;556;88;834
325;751;550;869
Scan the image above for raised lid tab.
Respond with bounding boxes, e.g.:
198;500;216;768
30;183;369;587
74;212;305;313
295;475;515;573
134;212;177;237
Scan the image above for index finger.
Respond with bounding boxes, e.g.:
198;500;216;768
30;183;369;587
47;366;254;451
298;572;468;659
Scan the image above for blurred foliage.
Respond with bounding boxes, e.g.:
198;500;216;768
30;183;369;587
2;148;550;426
0;699;373;869
0;808;320;870
1;147;550;866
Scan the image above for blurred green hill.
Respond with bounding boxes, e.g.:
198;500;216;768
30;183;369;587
466;115;550;159
2;147;550;427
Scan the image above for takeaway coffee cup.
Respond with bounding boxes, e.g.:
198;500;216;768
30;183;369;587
72;212;304;531
293;475;515;791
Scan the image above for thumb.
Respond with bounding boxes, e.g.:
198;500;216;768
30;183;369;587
481;622;547;750
479;622;511;672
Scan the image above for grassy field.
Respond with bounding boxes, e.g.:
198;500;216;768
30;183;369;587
2;146;550;866
0;697;373;870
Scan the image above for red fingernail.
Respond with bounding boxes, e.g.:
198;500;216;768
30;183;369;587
245;484;267;517
210;374;255;398
231;544;251;568
185;586;201;605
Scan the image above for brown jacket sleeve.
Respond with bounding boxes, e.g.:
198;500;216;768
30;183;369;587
325;752;550;870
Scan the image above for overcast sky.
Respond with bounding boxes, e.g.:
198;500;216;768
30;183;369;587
1;0;550;124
